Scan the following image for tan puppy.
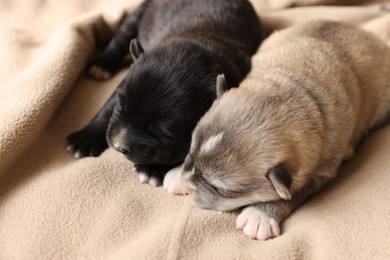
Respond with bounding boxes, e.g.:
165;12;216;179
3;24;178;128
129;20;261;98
163;20;390;240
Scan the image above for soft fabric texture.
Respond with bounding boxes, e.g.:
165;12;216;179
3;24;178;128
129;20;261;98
0;0;390;259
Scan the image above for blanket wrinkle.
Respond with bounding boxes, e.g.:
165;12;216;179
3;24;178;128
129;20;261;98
1;0;390;259
166;201;192;260
0;11;123;176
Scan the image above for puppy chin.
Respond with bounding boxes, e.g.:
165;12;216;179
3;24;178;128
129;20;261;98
190;191;281;212
124;155;150;165
189;193;218;210
190;194;247;211
126;152;185;166
152;149;188;165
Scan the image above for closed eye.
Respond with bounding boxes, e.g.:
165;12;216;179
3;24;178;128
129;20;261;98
208;181;246;197
141;129;162;146
145;126;159;139
208;183;225;196
146;126;176;145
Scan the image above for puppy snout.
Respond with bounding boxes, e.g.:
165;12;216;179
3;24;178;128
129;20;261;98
113;141;129;154
108;127;130;154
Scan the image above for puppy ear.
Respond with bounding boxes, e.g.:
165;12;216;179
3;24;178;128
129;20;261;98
183;154;194;174
216;74;228;99
267;164;292;200
129;39;145;61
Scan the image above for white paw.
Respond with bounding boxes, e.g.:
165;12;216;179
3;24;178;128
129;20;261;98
163;164;190;195
149;176;159;187
88;65;112;80
236;206;280;240
137;172;161;186
137;172;150;184
73;151;81;159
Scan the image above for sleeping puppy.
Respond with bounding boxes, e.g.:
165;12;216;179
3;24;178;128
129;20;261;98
66;0;263;186
164;21;390;240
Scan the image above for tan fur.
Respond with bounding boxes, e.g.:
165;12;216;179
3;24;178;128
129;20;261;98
182;21;390;239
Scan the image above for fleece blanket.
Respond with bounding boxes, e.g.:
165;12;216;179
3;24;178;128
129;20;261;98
1;0;390;259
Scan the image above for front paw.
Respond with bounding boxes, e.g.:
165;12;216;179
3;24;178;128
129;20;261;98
163;164;191;195
66;126;108;159
135;164;172;187
88;54;120;81
236;206;280;240
89;65;113;81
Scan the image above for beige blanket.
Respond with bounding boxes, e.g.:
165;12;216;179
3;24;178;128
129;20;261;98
1;0;390;259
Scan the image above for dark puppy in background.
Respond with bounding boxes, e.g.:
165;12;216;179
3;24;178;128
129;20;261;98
66;0;263;186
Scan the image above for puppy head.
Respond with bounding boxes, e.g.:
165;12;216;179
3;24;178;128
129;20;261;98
106;39;220;165
182;75;321;211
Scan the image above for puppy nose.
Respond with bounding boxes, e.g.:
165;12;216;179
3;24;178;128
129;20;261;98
113;141;129;154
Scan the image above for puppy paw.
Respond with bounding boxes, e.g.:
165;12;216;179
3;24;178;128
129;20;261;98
88;65;113;81
137;171;151;184
87;53;121;81
135;164;171;187
66;126;108;159
163;164;190;195
236;206;280;240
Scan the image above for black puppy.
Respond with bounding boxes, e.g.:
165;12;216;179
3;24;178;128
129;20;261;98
67;0;263;186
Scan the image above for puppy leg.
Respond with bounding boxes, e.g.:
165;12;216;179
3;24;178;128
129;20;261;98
135;163;174;187
67;81;122;158
163;164;191;195
237;164;338;240
89;0;150;80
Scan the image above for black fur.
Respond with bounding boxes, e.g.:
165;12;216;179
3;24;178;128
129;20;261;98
67;0;263;185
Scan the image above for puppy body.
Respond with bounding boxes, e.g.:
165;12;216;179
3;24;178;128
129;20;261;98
67;0;263;186
166;21;390;240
